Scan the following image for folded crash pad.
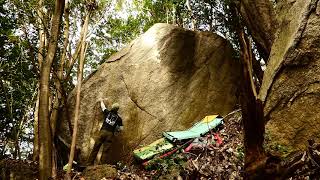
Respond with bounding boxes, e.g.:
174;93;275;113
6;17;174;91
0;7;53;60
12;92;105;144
133;138;174;161
163;115;223;142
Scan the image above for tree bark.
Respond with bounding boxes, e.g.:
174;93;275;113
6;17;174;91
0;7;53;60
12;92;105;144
38;0;64;179
33;89;40;161
50;2;70;177
50;0;70;141
33;0;44;163
238;29;267;178
37;0;45;70
66;12;90;178
64;12;88;80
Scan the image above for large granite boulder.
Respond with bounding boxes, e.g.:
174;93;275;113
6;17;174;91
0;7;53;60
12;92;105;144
58;23;240;164
259;0;320;154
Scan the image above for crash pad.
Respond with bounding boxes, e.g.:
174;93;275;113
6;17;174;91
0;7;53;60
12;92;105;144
163;115;223;142
133;138;174;161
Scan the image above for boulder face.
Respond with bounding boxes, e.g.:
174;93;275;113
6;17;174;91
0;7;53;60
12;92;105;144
259;0;320;154
58;23;240;164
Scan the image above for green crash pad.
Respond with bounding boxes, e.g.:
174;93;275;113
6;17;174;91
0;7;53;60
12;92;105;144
163;115;223;142
133;138;174;161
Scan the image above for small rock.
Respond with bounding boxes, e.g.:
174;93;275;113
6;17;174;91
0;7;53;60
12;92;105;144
82;164;117;180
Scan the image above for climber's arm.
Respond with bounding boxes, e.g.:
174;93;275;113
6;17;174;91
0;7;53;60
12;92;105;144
100;100;107;112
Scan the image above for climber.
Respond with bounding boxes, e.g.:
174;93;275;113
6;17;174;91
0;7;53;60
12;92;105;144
86;99;123;165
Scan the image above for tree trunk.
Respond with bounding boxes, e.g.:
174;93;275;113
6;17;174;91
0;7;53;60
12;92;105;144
186;0;196;30
33;0;44;163
38;0;64;179
50;0;70;141
50;2;70;177
64;11;88;81
66;12;90;178
37;0;45;70
33;90;40;161
238;29;267;178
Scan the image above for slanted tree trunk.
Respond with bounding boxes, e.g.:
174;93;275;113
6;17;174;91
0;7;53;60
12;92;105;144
66;11;90;178
238;29;268;178
38;0;64;179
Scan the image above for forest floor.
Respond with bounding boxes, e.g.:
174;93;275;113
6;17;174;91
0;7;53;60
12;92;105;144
115;110;245;179
2;110;320;179
0;111;244;180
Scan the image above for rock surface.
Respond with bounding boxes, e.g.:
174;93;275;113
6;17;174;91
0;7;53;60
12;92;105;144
259;0;320;154
81;164;117;180
58;23;240;164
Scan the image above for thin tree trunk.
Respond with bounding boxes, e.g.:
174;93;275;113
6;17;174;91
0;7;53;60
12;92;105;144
238;28;267;178
38;0;64;179
33;0;45;162
166;7;169;24
33;89;40;161
64;13;88;80
50;0;70;140
50;2;69;177
172;5;176;25
186;0;196;30
37;0;45;70
38;56;53;179
66;12;90;178
51;144;57;179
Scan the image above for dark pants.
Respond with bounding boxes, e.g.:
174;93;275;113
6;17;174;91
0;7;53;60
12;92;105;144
86;129;113;165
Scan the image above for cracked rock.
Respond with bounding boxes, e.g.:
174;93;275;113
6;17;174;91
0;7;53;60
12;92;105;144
58;23;241;164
